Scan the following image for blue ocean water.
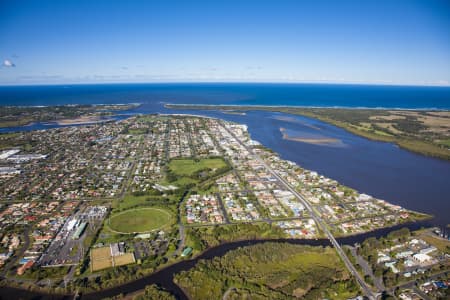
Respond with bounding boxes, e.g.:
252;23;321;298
0;83;450;109
0;83;449;227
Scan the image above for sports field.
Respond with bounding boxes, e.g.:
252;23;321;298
90;246;136;271
108;207;173;234
168;158;227;176
114;253;136;266
91;247;113;271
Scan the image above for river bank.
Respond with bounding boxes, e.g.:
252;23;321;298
1;106;448;225
165;104;450;161
1;103;449;228
0;220;432;300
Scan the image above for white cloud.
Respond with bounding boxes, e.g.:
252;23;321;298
436;80;449;86
2;59;15;67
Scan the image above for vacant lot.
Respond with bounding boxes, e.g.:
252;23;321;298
114;253;136;266
91;246;136;271
419;234;450;254
108;208;173;234
91;247;113;272
169;158;227;176
115;194;151;210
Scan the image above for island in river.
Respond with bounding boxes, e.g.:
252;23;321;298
280;127;341;145
165;104;450;161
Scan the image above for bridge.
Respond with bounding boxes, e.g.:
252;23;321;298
222;122;377;300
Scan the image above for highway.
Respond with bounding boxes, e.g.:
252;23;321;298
222;122;377;300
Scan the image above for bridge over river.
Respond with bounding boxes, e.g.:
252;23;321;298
222;121;378;300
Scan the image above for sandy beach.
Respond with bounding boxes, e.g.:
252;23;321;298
56;116;114;125
280;127;339;144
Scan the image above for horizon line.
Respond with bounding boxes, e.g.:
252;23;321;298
1;80;450;88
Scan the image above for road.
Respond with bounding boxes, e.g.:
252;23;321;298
222;122;377;300
215;192;231;224
175;191;189;256
389;269;449;300
350;246;385;291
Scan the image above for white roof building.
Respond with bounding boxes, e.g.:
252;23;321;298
413;253;431;263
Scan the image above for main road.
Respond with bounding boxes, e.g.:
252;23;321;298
222;122;377;300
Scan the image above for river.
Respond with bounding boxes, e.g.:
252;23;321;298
2;104;449;226
0;221;430;300
165;107;450;227
1;93;449;299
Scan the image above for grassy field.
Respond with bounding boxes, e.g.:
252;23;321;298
108;207;173;233
168;158;227;176
113;253;136;266
90;246;136;271
169;176;198;187
437;139;450;147
115;194;149;210
114;193;179;211
114;194;152;210
91;247;113;272
420;234;450;254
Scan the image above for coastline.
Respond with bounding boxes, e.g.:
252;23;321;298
165;104;450;161
0;111;445;299
166;103;450;111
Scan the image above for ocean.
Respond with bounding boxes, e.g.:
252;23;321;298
0;83;449;227
1;83;450;109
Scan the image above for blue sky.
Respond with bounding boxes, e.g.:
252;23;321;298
0;0;449;86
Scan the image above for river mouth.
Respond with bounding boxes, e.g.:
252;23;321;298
0;220;432;300
0;108;446;298
2;106;449;227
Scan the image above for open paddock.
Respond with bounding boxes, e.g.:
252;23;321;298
90;247;113;271
113;253;136;267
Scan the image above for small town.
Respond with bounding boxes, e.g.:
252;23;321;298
0;114;448;299
1;1;449;299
